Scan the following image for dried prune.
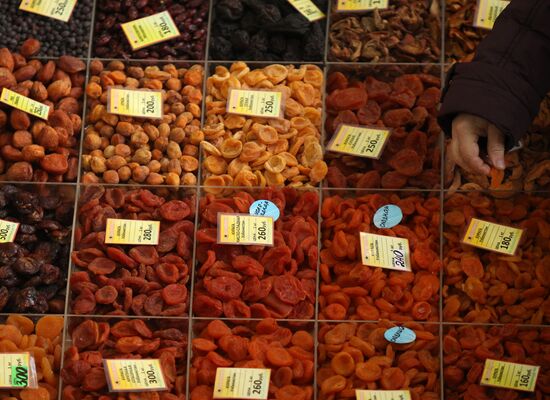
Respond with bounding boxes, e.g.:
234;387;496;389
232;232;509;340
0;185;72;313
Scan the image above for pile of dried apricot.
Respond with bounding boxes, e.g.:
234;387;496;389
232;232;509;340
443;192;550;324
0;41;84;182
82;60;204;185
0;315;64;399
190;318;314;400
202;62;327;188
193;187;318;319
320;192;441;322
443;324;550;399
318;321;440;399
62;318;187;399
325;68;442;189
69;186;195;316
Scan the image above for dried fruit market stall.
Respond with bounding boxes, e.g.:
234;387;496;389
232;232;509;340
0;0;548;399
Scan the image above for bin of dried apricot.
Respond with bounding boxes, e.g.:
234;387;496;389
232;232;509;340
445;94;550;192
62;317;188;399
0;183;74;314
445;0;490;63
325;66;442;189
443;191;550;325
0;40;84;182
329;0;441;63
318;320;440;399
190;318;314;400
69;185;195;316
82;60;204;186
201;62;327;188
443;324;550;399
193;187;318;319
320;191;441;322
0;315;64;399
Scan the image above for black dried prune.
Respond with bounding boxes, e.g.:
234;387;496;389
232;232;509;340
40;264;61;285
0;243;21;264
12;287;48;313
216;0;244;20
210;0;326;61
13;257;41;275
0;186;71;313
0;286;7;311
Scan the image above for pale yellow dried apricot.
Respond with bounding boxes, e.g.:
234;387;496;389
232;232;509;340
204;155;228;174
258;125;279;144
265;155;287;173
265;170;285;186
263;64;288;84
220;138;243;158
243;70;268;86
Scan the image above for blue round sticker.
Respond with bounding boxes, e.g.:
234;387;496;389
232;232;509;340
384;326;416;344
249;200;280;221
373;204;403;229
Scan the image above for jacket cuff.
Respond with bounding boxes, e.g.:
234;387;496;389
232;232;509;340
438;61;540;148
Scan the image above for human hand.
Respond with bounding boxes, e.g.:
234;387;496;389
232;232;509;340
448;113;506;176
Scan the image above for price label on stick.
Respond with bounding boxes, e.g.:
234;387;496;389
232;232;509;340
327;125;390;159
287;0;325;21
481;359;539;392
107;88;163;119
217;213;274;246
337;0;390;12
121;11;180;50
473;0;510;29
360;232;411;271
0;353;33;388
104;359;167;392
0;220;20;243
462;218;523;255
105;218;160;245
19;0;78;22
0;88;50;120
227;89;283;118
356;390;411;400
213;368;271;399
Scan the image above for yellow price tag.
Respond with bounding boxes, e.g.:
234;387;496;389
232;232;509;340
0;353;32;388
337;0;389;11
327;125;390;159
0;220;20;243
481;359;539;392
227;89;283;118
217;213;274;246
121;11;180;50
19;0;77;22
356;390;411;400
473;0;509;29
462;218;522;255
360;232;411;271
103;359;167;392
213;368;271;399
287;0;326;21
105;218;160;245
0;88;49;120
107;88;163;119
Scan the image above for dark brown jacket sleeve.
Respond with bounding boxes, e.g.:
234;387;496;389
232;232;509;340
439;0;550;148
